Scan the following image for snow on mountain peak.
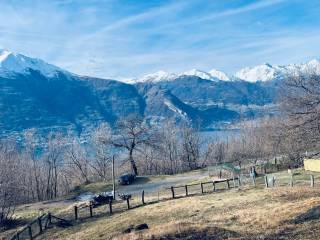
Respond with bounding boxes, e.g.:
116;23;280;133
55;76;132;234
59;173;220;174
130;68;229;83
209;69;230;81
0;49;64;76
0;49;11;62
304;59;320;74
235;63;278;82
182;69;215;80
137;70;178;83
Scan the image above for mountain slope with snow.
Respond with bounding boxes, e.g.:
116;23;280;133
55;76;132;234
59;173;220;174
182;69;218;81
209;69;230;81
234;59;320;82
235;63;279;82
0;49;66;77
127;59;320;84
0;49;319;136
130;68;228;83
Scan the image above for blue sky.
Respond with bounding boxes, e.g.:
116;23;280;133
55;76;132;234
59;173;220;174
1;0;320;79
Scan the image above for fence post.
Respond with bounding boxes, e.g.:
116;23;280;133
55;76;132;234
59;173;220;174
89;204;93;217
272;176;275;187
38;217;43;233
310;175;315;188
200;183;204;194
108;200;113;215
74;206;78;220
264;176;269;188
226;179;230;189
142;190;145;204
171;186;175;198
252;175;256;187
185;185;188;196
290;174;293;187
48;212;52;225
126;198;130;209
28;226;32;240
213;181;216;192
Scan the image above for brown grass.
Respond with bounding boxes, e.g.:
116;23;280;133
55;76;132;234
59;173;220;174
35;185;320;240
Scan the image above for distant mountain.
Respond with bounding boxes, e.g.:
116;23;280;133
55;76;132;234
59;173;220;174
0;49;66;77
126;59;320;83
234;60;320;82
127;68;227;83
0;50;145;136
209;69;230;81
0;49;319;137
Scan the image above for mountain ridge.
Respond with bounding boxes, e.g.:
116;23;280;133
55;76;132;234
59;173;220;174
0;49;318;137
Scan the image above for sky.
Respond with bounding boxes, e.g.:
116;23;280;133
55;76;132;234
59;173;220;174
0;0;320;80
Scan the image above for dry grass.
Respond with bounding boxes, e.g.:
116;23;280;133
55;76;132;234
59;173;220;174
4;168;320;240
36;185;320;240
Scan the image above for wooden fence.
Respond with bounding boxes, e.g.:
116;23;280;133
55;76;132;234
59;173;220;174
8;173;317;240
9;213;72;240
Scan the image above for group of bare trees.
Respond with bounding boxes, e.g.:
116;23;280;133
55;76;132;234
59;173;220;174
135;121;202;175
279;70;320;159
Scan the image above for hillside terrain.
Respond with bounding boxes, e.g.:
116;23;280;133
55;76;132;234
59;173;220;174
4;169;320;240
40;186;320;240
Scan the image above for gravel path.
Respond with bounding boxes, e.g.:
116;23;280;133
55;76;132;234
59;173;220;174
117;171;209;195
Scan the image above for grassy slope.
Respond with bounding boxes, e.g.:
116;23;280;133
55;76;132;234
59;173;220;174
39;186;320;240
4;169;320;240
37;169;320;240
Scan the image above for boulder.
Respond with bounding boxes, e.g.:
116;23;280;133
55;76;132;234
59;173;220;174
134;223;149;231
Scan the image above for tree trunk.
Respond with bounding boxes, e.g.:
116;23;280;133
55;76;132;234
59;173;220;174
129;151;138;175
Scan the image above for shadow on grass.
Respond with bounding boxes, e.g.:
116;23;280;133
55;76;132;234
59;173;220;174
122;223;241;240
159;226;241;240
291;205;320;224
0;218;29;231
132;176;151;185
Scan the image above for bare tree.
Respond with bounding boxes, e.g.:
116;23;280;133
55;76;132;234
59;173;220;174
157;120;180;174
65;136;91;184
112;115;153;176
0;141;24;226
92;123;113;180
180;123;200;171
24;129;44;201
42;133;66;199
280;70;320;159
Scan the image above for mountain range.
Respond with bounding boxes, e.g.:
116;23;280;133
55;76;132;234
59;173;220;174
0;49;319;137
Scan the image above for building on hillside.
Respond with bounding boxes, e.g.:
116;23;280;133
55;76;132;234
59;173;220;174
304;158;320;172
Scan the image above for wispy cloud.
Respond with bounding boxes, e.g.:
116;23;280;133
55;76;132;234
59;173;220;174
0;0;320;79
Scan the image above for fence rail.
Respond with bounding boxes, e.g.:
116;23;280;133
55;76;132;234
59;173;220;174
8;172;317;240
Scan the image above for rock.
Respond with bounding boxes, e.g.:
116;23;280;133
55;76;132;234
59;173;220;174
134;223;149;231
122;225;134;234
122;228;131;234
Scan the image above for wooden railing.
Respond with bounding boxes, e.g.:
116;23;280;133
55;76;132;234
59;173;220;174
8;173;316;240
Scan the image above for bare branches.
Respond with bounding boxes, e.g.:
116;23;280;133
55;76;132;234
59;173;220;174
111;114;154;176
280;71;320;154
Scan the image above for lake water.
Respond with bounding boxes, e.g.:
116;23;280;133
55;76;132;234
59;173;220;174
200;128;241;141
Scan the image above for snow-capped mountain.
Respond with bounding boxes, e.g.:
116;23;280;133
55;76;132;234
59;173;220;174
296;59;320;74
130;68;228;83
209;69;230;81
127;59;320;84
235;63;278;82
0;49;66;77
0;48;319;137
235;59;320;82
181;69;217;81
